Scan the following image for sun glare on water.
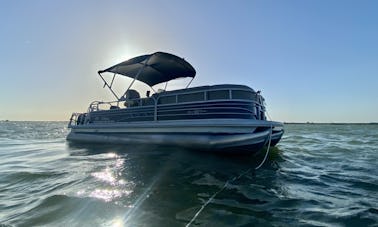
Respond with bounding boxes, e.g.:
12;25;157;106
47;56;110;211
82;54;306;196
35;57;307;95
76;152;133;202
108;217;125;227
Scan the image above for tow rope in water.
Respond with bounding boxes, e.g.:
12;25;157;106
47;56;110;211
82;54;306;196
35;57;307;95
185;124;273;227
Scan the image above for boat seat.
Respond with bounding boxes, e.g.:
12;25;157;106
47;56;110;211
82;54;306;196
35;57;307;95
125;89;140;99
119;89;140;101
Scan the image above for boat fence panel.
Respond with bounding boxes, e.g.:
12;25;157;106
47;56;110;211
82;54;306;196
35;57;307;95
177;92;205;103
158;95;176;105
231;90;256;101
141;98;155;106
207;90;230;100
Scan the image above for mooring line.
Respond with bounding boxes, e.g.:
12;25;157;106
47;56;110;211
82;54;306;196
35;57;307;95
185;124;273;226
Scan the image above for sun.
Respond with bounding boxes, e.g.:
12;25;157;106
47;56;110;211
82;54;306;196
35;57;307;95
106;43;144;66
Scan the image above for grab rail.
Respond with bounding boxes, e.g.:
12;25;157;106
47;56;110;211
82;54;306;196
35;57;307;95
68;113;80;127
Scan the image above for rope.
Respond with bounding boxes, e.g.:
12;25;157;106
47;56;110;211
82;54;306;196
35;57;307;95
255;124;273;170
185;182;229;227
185;124;273;226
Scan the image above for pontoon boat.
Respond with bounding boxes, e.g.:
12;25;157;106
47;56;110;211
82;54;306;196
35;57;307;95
67;52;284;153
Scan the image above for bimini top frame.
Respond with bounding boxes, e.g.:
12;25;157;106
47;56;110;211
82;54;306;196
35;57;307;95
97;52;196;100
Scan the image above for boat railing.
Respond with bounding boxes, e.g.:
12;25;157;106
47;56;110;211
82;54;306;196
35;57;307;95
87;98;155;112
88;100;123;112
84;87;267;122
153;88;266;120
68;112;86;127
155;88;263;104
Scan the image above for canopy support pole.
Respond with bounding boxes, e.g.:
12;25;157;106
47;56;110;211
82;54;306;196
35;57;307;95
121;56;152;100
110;74;116;87
98;72;119;100
186;77;194;88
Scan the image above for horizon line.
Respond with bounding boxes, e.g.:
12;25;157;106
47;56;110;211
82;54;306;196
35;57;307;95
1;120;377;125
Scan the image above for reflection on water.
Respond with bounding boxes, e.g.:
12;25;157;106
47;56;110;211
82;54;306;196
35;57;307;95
1;122;377;226
61;144;280;226
64;142;283;226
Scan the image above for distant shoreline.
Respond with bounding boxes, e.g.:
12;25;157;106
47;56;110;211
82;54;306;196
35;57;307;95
0;120;69;123
284;122;378;125
1;120;377;125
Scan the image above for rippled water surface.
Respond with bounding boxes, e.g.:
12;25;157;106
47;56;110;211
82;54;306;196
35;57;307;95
0;121;377;226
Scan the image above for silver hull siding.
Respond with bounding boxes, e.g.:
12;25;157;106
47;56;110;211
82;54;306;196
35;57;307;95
66;119;283;153
67;130;270;153
68;119;282;133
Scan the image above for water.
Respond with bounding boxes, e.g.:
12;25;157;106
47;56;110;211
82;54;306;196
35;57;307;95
0;121;377;226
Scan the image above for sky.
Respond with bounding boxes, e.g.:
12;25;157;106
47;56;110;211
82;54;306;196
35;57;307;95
0;0;377;123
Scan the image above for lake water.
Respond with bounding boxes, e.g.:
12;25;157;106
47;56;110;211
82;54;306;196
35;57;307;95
0;121;377;226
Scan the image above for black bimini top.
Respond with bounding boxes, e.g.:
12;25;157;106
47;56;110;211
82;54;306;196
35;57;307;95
98;52;196;87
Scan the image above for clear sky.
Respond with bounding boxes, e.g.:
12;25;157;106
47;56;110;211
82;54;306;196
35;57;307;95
1;0;377;122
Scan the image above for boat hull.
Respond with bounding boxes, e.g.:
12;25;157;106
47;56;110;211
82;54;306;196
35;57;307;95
67;119;283;154
270;129;284;147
